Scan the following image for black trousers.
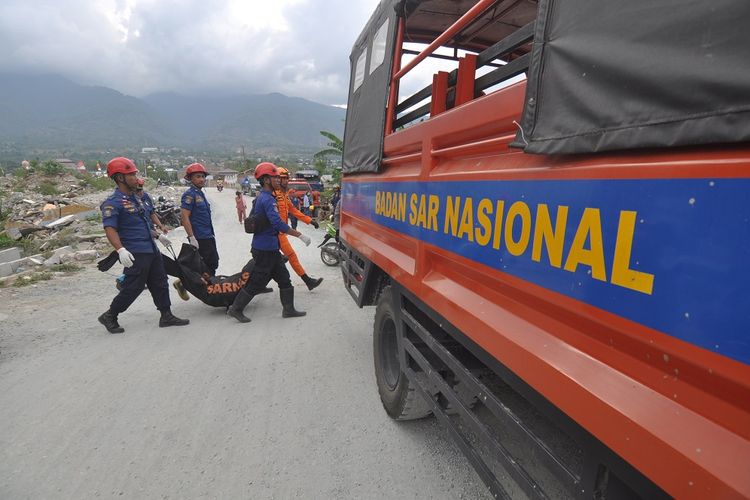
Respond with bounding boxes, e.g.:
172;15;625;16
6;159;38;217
197;237;219;276
243;248;292;295
110;252;170;314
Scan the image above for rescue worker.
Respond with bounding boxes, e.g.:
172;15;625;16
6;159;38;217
274;166;323;291
227;162;312;323
181;163;219;276
97;157;189;333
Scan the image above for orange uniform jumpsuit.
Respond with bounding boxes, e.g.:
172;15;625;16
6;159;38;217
274;188;312;277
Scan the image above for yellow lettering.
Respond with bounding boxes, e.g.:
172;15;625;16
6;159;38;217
457;197;474;241
475;198;493;246
444;196;460;235
428;195;439;231
409;194;417;225
416;195;428;228
611;211;654;295
492;200;505;249
532;204;568;268
398;193;407;222
504;201;531;256
375;191;381;215
564;208;606;281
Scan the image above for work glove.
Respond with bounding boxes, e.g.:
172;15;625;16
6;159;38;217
310;220;319;229
298;234;311;247
117;247;135;268
188;235;200;248
158;234;172;248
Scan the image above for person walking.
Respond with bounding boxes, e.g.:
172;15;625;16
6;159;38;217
181;163;219;276
289;195;300;229
97;157;189;333
274;167;323;291
302;191;311;216
227;162;312;323
235;190;247;224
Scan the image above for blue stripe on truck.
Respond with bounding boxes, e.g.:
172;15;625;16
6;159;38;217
342;179;750;365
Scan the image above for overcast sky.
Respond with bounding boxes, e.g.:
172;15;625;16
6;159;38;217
0;0;380;105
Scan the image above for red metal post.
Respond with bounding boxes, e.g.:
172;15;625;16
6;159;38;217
430;71;449;117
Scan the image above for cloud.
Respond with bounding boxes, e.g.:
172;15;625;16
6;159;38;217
0;0;379;105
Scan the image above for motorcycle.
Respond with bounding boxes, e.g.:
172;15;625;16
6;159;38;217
317;222;340;266
155;196;182;228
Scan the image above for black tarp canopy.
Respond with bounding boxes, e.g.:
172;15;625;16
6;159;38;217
513;0;750;154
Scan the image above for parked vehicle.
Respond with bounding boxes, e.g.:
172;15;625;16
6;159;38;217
293;169;323;191
155;196;181;228
339;1;750;499
287;180;321;217
318;222;340;266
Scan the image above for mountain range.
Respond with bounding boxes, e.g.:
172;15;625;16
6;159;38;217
0;73;345;153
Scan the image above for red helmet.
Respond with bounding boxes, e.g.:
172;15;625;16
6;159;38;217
254;162;279;180
185;163;208;179
107;157;138;178
276;166;289;178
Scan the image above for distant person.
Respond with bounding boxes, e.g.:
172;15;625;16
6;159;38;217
289;195;300;229
181;163;219;276
97;157;189;333
235;190;247;224
330;185;341;210
274;166;323;291
227;162;312;323
302;191;311;216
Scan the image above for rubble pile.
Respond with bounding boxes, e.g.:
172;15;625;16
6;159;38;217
0;172;183;283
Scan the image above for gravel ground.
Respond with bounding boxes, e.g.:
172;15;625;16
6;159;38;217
0;186;489;499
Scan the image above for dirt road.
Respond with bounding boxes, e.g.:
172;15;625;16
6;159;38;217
0;187;488;499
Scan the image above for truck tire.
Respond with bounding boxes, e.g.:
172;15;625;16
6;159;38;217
374;286;432;420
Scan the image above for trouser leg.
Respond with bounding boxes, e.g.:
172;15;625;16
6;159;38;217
109;253;151;314
197;237;219;276
279;233;305;276
146;252;171;312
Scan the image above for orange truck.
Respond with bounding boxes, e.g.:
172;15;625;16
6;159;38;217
338;1;750;498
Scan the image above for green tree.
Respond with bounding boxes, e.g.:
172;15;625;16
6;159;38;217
313;131;343;161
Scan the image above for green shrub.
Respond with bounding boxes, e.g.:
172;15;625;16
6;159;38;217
14;271;52;287
37;181;59;196
40;160;63;176
50;263;83;273
0;233;14;248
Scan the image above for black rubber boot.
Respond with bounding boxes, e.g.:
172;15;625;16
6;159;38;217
159;310;190;327
227;289;254;323
259;286;273;294
280;287;306;318
301;274;323;291
98;310;124;334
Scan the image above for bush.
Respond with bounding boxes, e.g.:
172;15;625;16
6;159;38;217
37;181;59;196
0;233;14;249
40;160;63;176
14;271;53;287
75;173;112;191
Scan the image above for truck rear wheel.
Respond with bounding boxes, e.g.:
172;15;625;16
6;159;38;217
373;286;432;420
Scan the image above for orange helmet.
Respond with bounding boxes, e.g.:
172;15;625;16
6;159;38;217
185;163;208;179
254;162;279;180
277;166;289;178
107;157;138;178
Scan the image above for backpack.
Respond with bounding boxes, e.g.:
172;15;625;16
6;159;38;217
244;197;271;234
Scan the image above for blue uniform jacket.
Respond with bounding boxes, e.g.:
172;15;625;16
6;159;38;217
181;186;214;239
252;189;291;251
101;189;156;253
